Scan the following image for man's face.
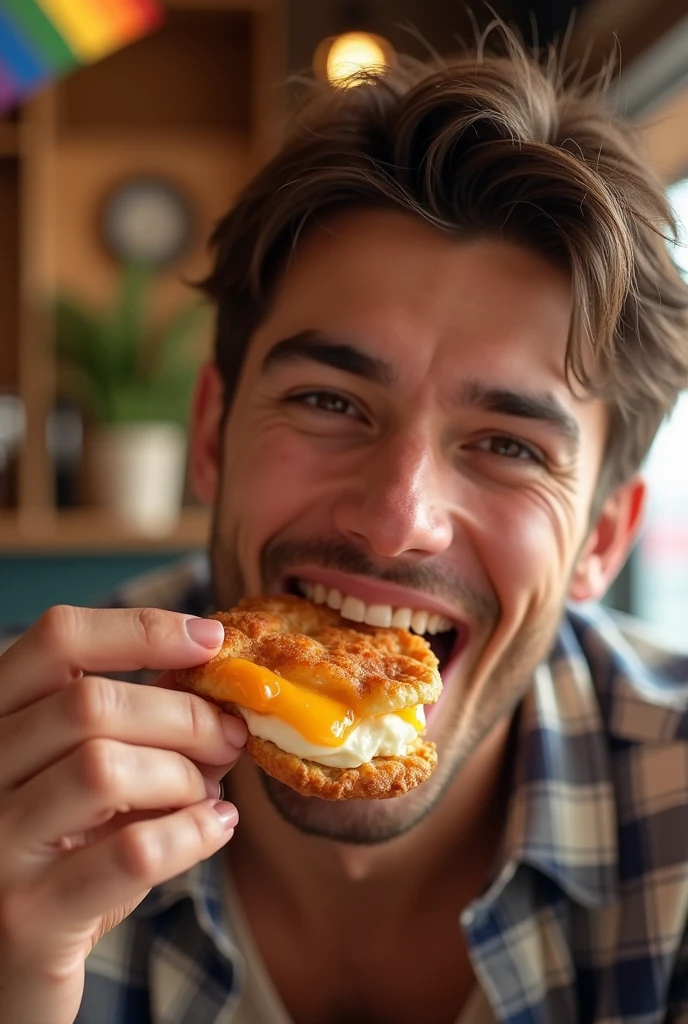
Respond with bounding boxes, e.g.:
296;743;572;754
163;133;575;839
200;209;614;842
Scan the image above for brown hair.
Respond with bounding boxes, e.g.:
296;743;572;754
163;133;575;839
200;37;688;499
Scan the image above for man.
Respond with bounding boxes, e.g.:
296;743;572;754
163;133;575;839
2;36;688;1024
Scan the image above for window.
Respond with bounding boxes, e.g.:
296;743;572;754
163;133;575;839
630;179;688;650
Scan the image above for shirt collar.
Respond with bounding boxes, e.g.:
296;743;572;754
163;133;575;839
575;606;688;743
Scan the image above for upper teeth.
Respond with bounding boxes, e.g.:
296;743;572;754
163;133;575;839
297;581;453;635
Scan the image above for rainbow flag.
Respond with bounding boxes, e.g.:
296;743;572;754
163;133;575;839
0;0;164;114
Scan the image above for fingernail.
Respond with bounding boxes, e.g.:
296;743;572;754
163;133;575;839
204;776;221;799
221;714;248;748
185;617;224;649
213;800;239;829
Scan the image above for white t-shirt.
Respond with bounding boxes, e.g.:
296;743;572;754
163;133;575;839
222;870;496;1024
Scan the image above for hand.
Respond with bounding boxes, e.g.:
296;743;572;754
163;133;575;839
0;605;247;1024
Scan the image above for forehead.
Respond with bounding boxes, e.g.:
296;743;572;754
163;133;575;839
253;208;574;387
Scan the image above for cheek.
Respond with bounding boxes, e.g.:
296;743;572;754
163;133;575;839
220;421;338;545
470;489;580;613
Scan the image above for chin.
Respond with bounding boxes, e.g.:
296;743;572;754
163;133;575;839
258;704;474;845
259;764;451;845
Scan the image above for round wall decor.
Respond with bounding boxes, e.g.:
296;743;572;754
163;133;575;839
101;176;194;267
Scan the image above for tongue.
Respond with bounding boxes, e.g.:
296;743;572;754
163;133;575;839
428;629;457;672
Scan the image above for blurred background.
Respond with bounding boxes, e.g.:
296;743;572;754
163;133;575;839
1;0;688;642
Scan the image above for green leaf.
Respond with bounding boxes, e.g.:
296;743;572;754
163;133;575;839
109;384;151;424
53;264;205;426
54;297;112;393
107;379;191;425
100;262;152;382
150;302;209;381
152;366;196;421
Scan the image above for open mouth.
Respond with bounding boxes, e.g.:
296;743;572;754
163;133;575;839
286;576;462;676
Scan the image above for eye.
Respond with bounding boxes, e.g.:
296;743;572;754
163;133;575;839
475;435;542;462
289;391;360;418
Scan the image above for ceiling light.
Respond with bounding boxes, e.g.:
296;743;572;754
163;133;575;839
314;31;394;87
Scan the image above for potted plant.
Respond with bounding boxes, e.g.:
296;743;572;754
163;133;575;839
54;263;208;535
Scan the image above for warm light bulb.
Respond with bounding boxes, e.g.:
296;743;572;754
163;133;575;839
324;31;391;86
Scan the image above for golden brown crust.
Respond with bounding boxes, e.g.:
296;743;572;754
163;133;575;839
246;735;438;800
177;594;441;717
175;595;442;800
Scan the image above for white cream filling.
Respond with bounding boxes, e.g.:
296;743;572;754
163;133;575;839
240;705;426;769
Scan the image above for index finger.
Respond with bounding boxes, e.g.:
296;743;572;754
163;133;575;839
0;605;224;716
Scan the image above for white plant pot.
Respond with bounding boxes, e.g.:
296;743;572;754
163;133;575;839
89;423;187;536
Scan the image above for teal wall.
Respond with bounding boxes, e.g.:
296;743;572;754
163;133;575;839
0;553;198;630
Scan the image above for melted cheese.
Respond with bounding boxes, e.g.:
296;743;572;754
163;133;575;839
217;658;423;748
216;658;356;746
395;705;426;731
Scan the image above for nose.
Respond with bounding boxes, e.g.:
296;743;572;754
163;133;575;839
332;431;454;560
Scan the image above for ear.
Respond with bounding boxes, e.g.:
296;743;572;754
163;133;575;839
189;362;225;505
568;475;646;603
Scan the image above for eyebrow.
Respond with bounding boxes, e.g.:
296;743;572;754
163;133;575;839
261;331;580;450
459;379;581;451
261;330;396;387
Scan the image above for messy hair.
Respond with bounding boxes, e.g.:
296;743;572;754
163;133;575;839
200;35;688;500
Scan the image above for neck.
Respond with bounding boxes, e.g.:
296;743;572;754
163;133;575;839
225;715;515;930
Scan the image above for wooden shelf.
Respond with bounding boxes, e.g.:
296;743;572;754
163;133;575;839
0;123;20;157
57;9;253;134
0;1;284;562
0;507;210;554
0;158;20;390
53;125;251;145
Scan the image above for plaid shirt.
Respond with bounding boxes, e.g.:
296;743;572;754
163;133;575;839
5;556;688;1023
